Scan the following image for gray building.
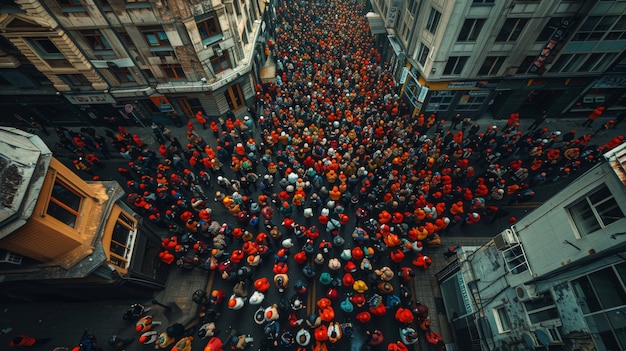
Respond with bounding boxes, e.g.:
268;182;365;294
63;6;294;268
436;142;626;350
368;0;626;120
0;0;274;125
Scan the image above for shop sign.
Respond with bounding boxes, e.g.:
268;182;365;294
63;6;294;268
399;67;409;85
66;93;116;105
457;272;472;314
417;85;429;103
593;75;626;89
150;95;174;112
448;82;477;89
529;18;572;73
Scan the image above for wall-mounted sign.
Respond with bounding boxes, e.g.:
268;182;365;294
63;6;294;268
150;95;174;112
65;93;116;105
529;18;572;74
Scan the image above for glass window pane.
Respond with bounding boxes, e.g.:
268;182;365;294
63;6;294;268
580;54;602;72
589;268;626;309
616;262;626;286
614;16;626;31
572;276;602;313
570;199;601;234
46;202;77;227
589;186;611;204
606;310;626;349
497;308;511;331
51;183;82;211
110;241;127;256
597;16;619;31
580;16;601;31
145;33;158;46
528;307;559;324
597;199;624;226
586;314;621;351
112;222;130;247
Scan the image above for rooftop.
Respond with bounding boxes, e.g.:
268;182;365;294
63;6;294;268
0;127;52;240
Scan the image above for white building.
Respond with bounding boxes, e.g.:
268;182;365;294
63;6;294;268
367;0;626;120
437;142;626;351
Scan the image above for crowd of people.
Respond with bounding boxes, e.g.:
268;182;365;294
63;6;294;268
41;0;626;350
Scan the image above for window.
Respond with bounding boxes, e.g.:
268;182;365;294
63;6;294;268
568;184;625;236
29;38;64;59
516;55;536;74
57;0;81;6
524;293;560;325
109;64;136;83
80;30;111;50
46;179;83;228
119;32;135;47
493;306;511;333
457;19;485;41
211;51;231;73
418;42;430;66
578;53;618;72
573;16;620;41
478;56;506;75
472;0;494;3
161;64;186;80
109;212;136;269
496;18;528;42
197;16;221;41
425;91;453;112
606;16;626;40
407;0;419;17
426;8;441;34
404;76;427;109
398;14;413;42
550;53;585;73
60;74;91;87
443;56;468;75
457;93;489;112
573;264;626;351
140;27;170;47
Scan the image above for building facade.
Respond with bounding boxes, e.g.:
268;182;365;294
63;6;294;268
436;142;626;351
0;0;272;126
368;0;626;120
0;127;167;301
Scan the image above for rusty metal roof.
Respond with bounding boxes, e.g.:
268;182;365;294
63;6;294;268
604;141;626;186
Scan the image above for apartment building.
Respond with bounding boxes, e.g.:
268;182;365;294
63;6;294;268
0;0;272;125
436;142;626;350
368;0;626;120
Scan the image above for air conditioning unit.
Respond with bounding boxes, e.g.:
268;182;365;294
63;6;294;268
515;284;538;302
494;229;519;250
0;250;22;265
503;229;518;245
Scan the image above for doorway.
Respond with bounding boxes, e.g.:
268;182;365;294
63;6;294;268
224;83;244;110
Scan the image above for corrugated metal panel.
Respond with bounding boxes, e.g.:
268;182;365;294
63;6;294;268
1;219;81;262
604;142;626;186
